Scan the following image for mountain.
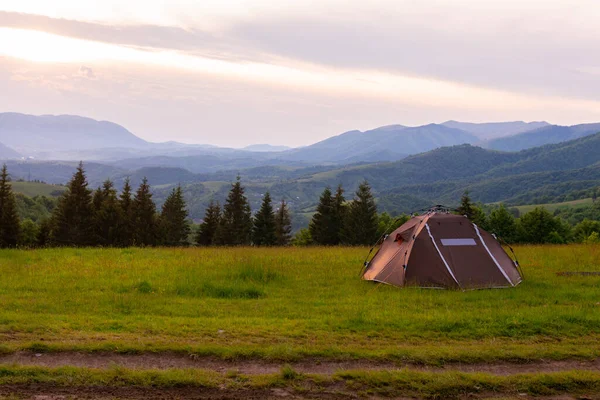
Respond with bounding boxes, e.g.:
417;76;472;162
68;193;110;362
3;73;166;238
280;124;477;163
485;123;600;151
0;142;20;159
243;144;292;152
442;120;550;140
278;132;600;214
0;113;148;155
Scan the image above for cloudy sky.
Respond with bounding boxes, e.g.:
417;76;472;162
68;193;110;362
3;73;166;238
0;0;599;147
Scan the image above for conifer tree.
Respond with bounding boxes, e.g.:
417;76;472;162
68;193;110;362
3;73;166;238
131;177;158;246
159;185;190;246
196;200;221;246
332;185;346;244
252;192;277;246
309;187;339;245
36;218;52;247
92;180;122;246
275;199;292;246
341;180;378;245
51;162;94;246
456;190;487;227
119;178;134;247
219;177;252;245
0;164;21;248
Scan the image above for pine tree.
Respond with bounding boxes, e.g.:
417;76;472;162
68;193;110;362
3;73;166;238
252;192;277;246
119;178;134;247
341;180;378;245
159;185;190;246
219;177;252;245
274;199;292;246
196;200;221;246
36;218;52;247
309;187;339;245
332;185;346;244
51;162;94;246
456;190;487;227
131;177;158;246
92;180;123;246
0;164;21;248
457;190;475;219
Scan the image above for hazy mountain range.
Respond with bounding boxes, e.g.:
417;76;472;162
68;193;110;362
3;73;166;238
1;113;599;169
2;113;600;228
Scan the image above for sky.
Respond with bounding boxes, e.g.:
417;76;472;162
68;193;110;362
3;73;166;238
0;1;599;147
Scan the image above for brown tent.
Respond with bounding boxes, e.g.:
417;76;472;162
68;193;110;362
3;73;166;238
362;212;522;289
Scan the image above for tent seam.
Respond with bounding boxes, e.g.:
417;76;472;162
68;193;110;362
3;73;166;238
425;222;461;290
473;223;514;287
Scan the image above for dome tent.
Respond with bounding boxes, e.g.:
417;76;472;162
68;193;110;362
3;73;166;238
362;211;522;289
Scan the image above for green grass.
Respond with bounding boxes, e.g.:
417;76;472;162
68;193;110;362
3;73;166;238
10;181;66;197
515;197;594;214
0;246;599;363
0;365;598;398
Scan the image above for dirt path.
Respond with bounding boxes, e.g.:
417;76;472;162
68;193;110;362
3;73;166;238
0;384;594;400
1;351;599;375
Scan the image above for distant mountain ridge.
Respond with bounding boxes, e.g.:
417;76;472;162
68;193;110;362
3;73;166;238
441;120;549;139
0;113;148;154
243;144;291;152
0;142;20;159
1;113;599;169
485;123;600;151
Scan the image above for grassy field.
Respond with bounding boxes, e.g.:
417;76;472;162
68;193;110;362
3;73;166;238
514;197;594;214
10;181;66;198
0;245;599;363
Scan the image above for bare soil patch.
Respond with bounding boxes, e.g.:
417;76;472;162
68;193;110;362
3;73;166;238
0;384;594;400
0;352;599;375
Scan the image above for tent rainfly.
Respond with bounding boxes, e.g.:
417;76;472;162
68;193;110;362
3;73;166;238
362;212;522;289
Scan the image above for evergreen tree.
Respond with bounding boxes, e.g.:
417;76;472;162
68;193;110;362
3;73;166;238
252;192;277;246
159;185;190;246
51;162;94;246
92;180;122;246
274;199;292;246
332;185;347;244
0;165;21;248
196;200;221;246
131;177;158;246
341;180;378;245
218;177;252;245
309;187;338;245
487;205;517;243
456;190;487;228
118;178;134;247
36;218;52;247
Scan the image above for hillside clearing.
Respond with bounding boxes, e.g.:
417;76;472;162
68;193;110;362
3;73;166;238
0;246;599;364
515;198;594;214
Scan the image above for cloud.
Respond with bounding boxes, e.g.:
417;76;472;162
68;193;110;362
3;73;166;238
77;65;95;79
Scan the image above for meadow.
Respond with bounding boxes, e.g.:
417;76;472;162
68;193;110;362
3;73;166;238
0;245;599;362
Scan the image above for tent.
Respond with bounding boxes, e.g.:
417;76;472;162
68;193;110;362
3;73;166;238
362;212;522;289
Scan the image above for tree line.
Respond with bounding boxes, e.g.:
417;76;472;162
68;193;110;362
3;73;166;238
2;163;600;248
457;191;600;244
0;163;293;248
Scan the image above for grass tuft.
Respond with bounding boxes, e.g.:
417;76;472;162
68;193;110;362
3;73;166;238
136;281;153;294
281;365;300;380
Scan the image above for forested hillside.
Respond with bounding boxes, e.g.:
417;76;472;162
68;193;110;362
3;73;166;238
486;123;600;151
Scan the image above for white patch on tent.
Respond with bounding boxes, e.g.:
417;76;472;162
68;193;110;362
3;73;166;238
440;238;477;246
